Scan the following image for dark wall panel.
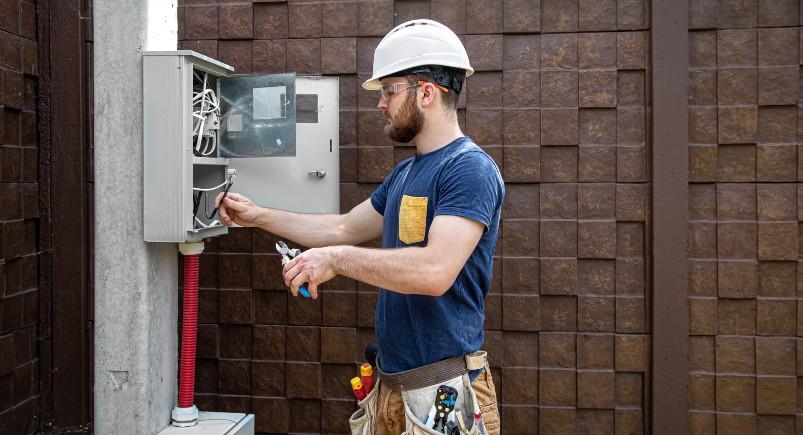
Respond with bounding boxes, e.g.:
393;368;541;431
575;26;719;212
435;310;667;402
0;1;41;434
688;0;803;433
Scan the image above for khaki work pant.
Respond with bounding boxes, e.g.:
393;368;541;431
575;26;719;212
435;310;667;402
373;367;501;435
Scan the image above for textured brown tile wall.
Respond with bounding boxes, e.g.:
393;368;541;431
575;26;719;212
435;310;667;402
688;0;803;433
0;1;39;434
179;0;651;433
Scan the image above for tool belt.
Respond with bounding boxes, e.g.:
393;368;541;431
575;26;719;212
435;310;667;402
377;351;488;391
350;351;491;435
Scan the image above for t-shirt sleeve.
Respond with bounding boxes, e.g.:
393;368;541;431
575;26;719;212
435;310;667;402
370;163;403;216
434;152;504;229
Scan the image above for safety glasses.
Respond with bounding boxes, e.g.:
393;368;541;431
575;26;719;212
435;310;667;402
379;80;449;102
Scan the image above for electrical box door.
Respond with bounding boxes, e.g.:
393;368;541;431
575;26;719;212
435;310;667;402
227;76;340;214
217;74;297;158
144;51;340;243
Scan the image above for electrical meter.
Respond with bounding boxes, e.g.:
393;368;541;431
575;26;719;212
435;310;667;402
143;51;339;243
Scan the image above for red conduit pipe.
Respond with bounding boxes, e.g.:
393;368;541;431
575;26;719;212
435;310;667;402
178;253;199;408
173;241;204;427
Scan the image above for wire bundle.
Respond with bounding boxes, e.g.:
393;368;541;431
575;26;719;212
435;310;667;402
192;173;234;229
192;71;220;156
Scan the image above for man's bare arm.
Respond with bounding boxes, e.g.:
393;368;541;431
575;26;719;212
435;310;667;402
217;193;383;248
283;215;485;297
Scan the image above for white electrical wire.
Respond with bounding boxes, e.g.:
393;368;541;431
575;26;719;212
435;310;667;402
192;174;234;230
192;71;220;156
192;178;229;192
194;217;221;229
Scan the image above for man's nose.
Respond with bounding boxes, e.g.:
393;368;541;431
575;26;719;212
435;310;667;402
377;96;387;110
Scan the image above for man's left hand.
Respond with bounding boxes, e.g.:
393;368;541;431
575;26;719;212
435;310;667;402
282;247;339;299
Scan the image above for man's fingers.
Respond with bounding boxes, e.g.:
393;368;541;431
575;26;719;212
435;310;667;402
285;262;308;294
290;272;309;297
218;202;232;225
283;259;302;286
282;261;301;296
281;254;323;299
223;196;248;212
282;257;296;276
214;191;233;208
218;191;248;210
215;192;249;226
307;281;319;299
225;192;247;202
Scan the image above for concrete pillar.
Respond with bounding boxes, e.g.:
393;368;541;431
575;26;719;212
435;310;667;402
94;2;178;434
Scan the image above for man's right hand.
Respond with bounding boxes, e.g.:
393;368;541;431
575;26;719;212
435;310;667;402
215;192;262;227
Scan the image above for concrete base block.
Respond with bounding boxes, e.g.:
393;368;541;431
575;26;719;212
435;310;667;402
158;412;254;435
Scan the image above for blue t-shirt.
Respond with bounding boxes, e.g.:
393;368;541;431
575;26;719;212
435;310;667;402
370;136;505;373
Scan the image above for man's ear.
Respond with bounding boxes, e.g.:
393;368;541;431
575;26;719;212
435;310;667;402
419;83;438;107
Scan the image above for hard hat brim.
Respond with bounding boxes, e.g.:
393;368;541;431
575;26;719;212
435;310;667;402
361;63;474;91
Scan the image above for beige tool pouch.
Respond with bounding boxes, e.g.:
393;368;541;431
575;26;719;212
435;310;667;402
400;372;483;435
349;351;488;435
348;379;381;435
347;376;484;435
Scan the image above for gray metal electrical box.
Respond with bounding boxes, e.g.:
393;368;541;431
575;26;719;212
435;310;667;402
143;51;339;243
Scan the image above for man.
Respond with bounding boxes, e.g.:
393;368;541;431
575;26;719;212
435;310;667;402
216;19;504;434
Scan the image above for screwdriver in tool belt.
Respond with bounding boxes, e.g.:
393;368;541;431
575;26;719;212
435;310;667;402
351;377;367;400
360;363;374;395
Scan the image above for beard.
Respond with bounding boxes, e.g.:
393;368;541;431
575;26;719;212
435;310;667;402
383;91;424;143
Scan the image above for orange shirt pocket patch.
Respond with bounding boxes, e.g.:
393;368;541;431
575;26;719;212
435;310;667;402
398;195;428;244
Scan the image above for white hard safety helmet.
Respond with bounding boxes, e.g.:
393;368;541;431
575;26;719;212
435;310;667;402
362;19;474;91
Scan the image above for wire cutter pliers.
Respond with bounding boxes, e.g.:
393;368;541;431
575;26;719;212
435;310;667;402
275;241;312;298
